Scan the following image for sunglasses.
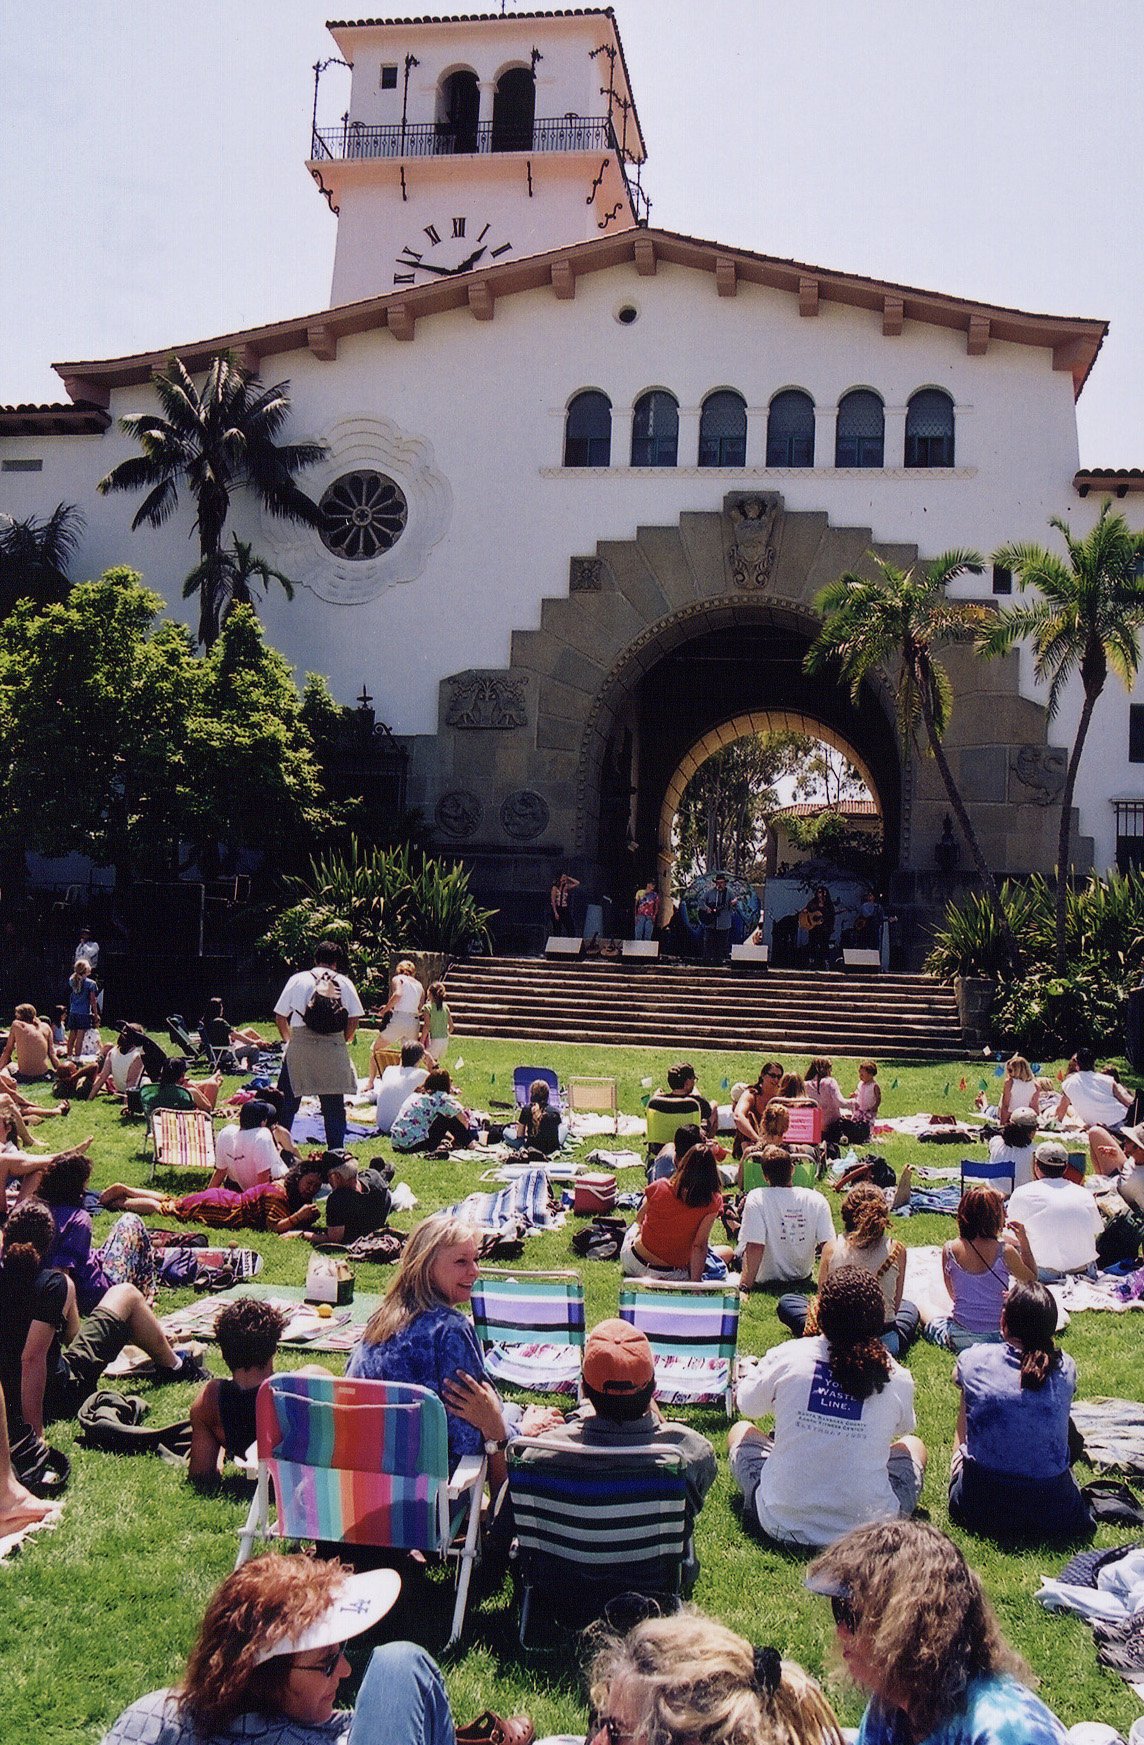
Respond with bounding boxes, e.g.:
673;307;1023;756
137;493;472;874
291;1643;346;1679
830;1594;859;1634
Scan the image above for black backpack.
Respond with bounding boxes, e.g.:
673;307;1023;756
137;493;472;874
303;969;349;1035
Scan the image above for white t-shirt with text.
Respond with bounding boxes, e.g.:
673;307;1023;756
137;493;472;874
215;1124;284;1189
738;1184;834;1281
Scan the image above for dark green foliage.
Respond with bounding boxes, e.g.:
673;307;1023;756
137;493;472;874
0;501;83;617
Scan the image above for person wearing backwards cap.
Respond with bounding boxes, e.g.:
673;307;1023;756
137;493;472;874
101;1552;533;1745
986;1103;1040;1192
530;1319;716;1589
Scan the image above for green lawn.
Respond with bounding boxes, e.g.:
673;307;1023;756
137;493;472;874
4;1036;1142;1740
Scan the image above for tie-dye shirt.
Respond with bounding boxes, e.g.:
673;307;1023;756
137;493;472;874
857;1675;1067;1745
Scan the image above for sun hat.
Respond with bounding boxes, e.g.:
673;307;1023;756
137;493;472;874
254;1568;401;1664
582;1319;655;1395
1120;1123;1144;1152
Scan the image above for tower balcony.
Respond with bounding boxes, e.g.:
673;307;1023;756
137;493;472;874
311;114;619;163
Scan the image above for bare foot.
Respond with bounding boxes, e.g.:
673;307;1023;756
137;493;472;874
0;1479;56;1533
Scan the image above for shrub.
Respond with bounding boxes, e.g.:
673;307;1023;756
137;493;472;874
923;880;1048;981
990;965;1127;1058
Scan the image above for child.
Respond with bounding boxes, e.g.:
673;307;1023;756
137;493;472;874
188;1298;286;1484
420;981;453;1064
65;959;100;1059
50;1007;67;1049
851;1059;881;1132
506;1079;562;1157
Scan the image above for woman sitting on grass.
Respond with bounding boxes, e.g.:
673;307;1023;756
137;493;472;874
100;1553;496;1745
948;1279;1090;1542
389;1070;474;1158
141;1055;222;1115
776;1182;918;1357
919;1185;1036;1352
621;1142;732;1283
99;1159;327;1235
39;1150;155;1311
505;1079;562;1157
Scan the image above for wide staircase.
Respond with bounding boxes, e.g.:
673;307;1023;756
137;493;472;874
445;957;965;1059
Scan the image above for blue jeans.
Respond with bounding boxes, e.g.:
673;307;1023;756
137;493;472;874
350;1642;455;1745
777;1292;920;1357
634;914;654;940
278;1054;347;1150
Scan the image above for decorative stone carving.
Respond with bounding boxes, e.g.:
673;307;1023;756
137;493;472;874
726;493;781;589
435;790;482;838
501;789;549;839
446;672;528;731
1011;744;1067;806
570;555;604;592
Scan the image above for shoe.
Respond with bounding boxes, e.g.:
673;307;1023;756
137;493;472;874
154;1346;209;1385
428;1142;453;1160
455;1714;535;1745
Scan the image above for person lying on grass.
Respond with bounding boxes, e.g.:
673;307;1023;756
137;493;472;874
188;1299;286;1486
100;1158;327;1235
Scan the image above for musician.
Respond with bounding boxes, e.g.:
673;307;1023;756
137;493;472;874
800;886;835;968
701;873;734;963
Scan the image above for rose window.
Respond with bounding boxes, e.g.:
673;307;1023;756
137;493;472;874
318;470;408;559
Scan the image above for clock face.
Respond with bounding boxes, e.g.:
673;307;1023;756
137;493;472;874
393;217;513;285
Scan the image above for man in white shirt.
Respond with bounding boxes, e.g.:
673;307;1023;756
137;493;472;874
374;1042;429;1134
74;928;100;975
1055;1047;1133;1132
737;1147;835;1290
273;941;363;1150
1007;1141;1104;1280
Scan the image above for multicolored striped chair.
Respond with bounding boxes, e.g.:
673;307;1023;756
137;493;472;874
470;1271;586;1395
617;1281;741;1416
148;1108;217;1182
508;1438;689;1647
235;1373;486;1646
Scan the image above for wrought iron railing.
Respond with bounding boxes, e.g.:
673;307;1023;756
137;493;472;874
311;114;616;162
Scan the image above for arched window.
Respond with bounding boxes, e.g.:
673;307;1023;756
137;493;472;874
491;67;535;152
564;391;612;467
905;388;955;468
698;390;747;468
437;70;479;154
631;391;679;467
835;390;884;468
766;389;815;468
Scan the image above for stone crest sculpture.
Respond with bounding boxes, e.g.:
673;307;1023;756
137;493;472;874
446;672;528;730
1010;744;1066;807
500;790;549;840
570;555;604;592
435;790;482;838
727;492;781;589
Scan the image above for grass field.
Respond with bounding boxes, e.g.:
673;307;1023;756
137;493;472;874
4;1035;1142;1740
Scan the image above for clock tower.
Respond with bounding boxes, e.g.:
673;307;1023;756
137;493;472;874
308;8;647;306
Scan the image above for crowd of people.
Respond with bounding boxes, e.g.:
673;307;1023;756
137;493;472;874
0;947;1136;1744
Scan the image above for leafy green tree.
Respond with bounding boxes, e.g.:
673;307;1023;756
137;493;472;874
672;737;783;883
0;502;83;618
97;352;328;646
805;550;1023;970
982;503;1144;971
183;534;295;629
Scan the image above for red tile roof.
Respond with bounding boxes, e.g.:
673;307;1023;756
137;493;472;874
771;800;881;820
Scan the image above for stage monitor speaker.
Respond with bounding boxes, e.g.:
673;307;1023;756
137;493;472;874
622;939;659;958
545;935;583;956
842;948;881;969
730;943;769;965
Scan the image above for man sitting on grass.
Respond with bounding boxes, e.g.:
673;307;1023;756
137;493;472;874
0;1004;61;1083
188;1299;285;1485
737;1146;835;1293
1007;1141;1104;1282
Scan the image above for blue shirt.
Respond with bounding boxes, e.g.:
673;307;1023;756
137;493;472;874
956;1343;1075;1479
345;1302;485;1458
857;1674;1067;1745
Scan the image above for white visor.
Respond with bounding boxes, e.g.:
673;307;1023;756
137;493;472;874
255;1568;401;1664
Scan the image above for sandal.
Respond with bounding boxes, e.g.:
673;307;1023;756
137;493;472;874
455;1713;535;1745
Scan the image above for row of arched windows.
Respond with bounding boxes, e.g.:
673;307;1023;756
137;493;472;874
564;387;956;470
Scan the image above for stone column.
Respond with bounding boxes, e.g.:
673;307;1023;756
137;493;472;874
610;405;634;469
678;407;701;469
814;406;836;468
883;404;908;469
744;405;768;469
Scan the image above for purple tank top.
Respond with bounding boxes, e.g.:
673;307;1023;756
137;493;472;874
946;1247;1008;1332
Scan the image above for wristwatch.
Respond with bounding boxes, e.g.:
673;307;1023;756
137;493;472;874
483;1436;510;1454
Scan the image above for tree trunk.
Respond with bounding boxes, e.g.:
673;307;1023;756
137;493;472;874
920;688;1024;976
1054;685;1100;973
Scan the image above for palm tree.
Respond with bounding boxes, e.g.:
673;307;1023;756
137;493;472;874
183;534;295;628
0;502;83;618
805;549;1023;971
97;352;328;645
981;503;1144;971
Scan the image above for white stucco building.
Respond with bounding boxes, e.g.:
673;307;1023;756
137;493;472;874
2;6;1142;948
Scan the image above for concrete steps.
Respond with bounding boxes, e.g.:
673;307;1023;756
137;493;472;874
443;958;965;1059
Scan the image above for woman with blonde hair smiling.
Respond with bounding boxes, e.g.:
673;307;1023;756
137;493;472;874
805;1517;1067;1744
586;1607;843;1745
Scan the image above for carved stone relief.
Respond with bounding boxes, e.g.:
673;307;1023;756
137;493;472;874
446;672;528;730
435;790;482;838
570;555;605;592
726;492;781;589
1010;744;1067;807
501;790;550;839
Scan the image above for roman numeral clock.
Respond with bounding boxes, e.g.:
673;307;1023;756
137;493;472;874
393;217;513;284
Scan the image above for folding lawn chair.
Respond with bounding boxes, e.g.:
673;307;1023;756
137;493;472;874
148;1107;217;1183
960;1156;1016;1197
645;1099;701;1155
618;1280;741;1416
166;1013;210;1068
469;1270;586;1395
567;1077;619;1133
513;1066;561;1111
236;1373;486;1647
507;1438;689;1647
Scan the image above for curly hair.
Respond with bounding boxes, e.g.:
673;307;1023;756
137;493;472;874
216;1299;287;1372
839;1183;890;1249
762;1103;790;1142
36;1150;93;1208
179;1554;349;1731
816;1267;891;1400
807;1520;1028;1736
956;1185;1006;1242
0;1198;55;1295
587;1608;843;1745
362;1212;479;1344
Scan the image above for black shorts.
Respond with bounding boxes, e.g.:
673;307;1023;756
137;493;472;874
47;1305;130;1421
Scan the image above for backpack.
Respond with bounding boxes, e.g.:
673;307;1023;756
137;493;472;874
302;969;349;1035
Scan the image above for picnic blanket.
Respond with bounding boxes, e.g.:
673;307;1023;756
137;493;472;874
108;1284;383;1362
291;1111;379;1145
442;1166;563;1235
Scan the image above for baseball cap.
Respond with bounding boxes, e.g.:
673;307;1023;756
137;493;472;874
582;1319;655;1395
254;1569;401;1664
1009;1107;1039;1128
1034;1140;1069;1172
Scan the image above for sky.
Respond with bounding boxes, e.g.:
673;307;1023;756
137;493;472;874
2;0;1142;465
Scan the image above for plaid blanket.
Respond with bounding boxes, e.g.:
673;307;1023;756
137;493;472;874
443;1166;563;1234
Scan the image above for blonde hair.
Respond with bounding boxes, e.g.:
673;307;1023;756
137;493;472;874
394;959;417;978
362;1213;479;1344
807;1521;1028;1736
1005;1054;1033;1083
762;1102;790;1141
588;1610;843;1745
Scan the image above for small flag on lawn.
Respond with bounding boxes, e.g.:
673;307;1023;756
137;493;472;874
1057;1068;1066;1081
943;1082;950;1096
640;1093;651;1108
994;1065;1005;1077
891;1076;899;1089
979;1078;989;1092
1032;1063;1042;1074
641;1076;653;1088
720;1077;730;1090
454;1057;464;1070
959;1077;967;1092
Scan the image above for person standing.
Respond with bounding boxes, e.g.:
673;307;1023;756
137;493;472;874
273;941;363;1151
701;873;733;962
73;927;100;976
633;880;659;941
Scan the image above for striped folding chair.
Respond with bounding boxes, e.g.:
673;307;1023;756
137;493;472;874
235;1373;486;1647
148;1107;217;1183
618;1281;741;1416
508;1438;689;1648
470;1270;586;1395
